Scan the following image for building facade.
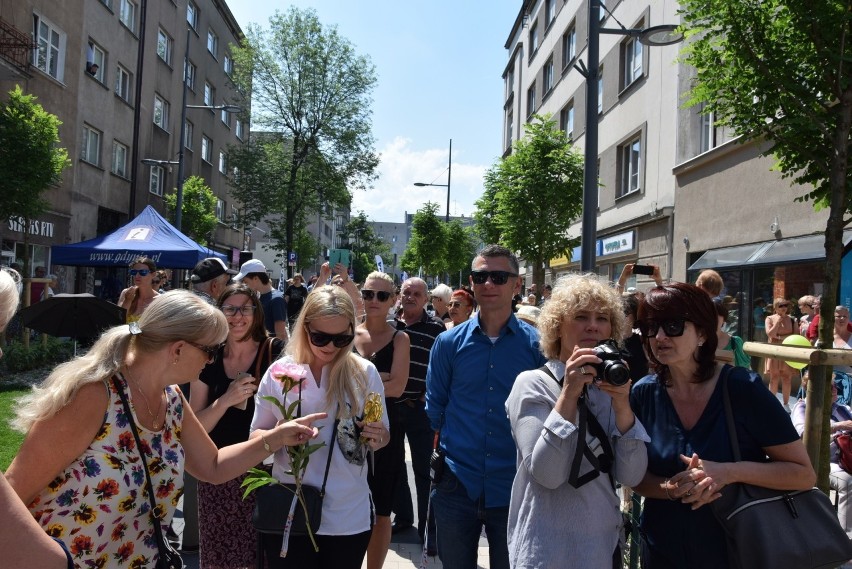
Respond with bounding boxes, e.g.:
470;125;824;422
0;0;247;297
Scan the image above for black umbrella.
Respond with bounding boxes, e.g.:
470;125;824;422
20;294;126;347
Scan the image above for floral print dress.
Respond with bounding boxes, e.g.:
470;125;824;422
27;374;185;569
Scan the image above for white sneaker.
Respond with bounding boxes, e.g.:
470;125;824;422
783;403;791;413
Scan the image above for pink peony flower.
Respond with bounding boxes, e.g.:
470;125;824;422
270;361;308;394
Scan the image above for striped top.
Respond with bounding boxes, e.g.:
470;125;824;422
395;310;445;401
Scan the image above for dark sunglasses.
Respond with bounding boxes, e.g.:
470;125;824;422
638;318;689;338
361;289;391;302
188;341;221;363
777;303;790;308
306;327;355;348
470;270;518;286
129;269;151;276
221;304;257;317
152;280;161;285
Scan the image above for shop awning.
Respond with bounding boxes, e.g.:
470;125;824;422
688;231;852;271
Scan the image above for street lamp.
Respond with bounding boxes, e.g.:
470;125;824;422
413;138;452;222
576;3;682;272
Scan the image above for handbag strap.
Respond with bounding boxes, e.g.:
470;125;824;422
719;365;741;462
254;337;273;380
319;407;340;497
111;375;171;557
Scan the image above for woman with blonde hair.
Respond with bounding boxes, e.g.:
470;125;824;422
506;273;648;568
117;256;160;322
6;291;324;569
765;297;797;410
252;285;390;568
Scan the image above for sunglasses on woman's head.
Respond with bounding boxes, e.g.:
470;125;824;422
129;269;151;276
638;318;689;338
361;289;391;302
470;270;517;285
306;328;355;348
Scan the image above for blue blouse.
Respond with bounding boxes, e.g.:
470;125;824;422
629;365;798;569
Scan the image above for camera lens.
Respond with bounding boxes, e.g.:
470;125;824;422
602;362;631;386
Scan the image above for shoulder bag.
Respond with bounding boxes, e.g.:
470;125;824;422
112;376;185;569
711;367;852;569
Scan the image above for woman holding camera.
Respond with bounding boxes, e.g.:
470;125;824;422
506;274;649;568
629;283;814;568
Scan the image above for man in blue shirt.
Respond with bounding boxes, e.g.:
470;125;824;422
426;245;545;569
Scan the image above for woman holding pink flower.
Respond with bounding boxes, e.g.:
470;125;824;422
251;285;390;569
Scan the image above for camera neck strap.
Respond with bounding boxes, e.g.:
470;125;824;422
538;365;615;490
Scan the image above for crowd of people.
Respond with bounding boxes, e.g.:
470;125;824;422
2;251;849;569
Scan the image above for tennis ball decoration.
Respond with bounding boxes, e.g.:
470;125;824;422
782;334;811;370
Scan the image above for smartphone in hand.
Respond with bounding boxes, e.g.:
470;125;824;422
632;264;655;276
234;371;254;410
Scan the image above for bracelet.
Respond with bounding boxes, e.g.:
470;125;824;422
261;433;273;454
664;478;676;501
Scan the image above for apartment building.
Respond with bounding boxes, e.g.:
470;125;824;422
0;0;247;295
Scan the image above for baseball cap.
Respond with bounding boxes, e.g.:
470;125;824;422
233;258;267;281
190;257;237;283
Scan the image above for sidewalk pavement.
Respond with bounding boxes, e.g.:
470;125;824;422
174;441;491;568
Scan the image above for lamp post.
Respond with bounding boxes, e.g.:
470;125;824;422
577;3;682;272
413;138;452;222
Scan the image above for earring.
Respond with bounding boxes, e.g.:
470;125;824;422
697;342;704;347
173;359;179;365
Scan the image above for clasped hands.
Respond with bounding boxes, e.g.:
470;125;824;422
665;452;727;510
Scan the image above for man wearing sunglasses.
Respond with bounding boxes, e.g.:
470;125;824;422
233;259;289;342
426;244;546;569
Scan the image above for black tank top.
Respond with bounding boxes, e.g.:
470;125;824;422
357;330;399;373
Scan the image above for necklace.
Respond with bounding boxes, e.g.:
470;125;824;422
124;367;164;429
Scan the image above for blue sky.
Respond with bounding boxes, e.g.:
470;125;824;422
225;0;520;223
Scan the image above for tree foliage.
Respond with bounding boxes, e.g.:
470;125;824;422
445;220;479;285
679;0;852;486
163;175;217;243
401;202;448;278
475;115;584;290
229;7;379;276
344;211;390;281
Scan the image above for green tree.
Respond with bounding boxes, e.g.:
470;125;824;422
230;7;379;277
476;115;584;291
163;176;217;243
0;86;70;276
401;202;448;280
344;211;390;282
445;221;479;287
680;0;851;487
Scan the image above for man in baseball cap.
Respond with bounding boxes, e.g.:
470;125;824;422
190;257;236;305
233;258;289;341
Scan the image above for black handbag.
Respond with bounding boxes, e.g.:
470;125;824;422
711;367;852;569
112;376;185;569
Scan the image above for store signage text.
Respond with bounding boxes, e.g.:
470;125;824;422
8;217;54;237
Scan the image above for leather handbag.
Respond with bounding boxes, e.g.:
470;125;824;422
711;367;852;569
112;376;185;569
837;432;852;474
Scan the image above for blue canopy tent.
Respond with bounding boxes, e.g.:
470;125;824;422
51;206;226;269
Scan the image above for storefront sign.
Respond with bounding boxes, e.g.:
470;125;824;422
599;231;635;258
8;217;54;237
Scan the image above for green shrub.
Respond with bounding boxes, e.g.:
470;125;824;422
1;338;74;373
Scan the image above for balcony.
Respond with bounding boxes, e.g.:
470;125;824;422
0;17;33;79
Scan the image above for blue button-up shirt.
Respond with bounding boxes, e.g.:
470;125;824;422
426;312;545;507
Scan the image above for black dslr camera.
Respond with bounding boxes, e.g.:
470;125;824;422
591;340;630;386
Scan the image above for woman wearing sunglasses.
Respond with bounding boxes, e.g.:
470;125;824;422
190;284;286;568
117;257;160;323
506;274;648;568
446;288;475;329
252;285;390;568
629;283;814;569
765;297;797;411
353;272;410;569
7;291;324;569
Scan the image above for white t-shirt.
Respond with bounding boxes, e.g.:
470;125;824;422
251;354;388;535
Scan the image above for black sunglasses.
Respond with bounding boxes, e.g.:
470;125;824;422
361;289;391;302
129;269;151;276
470;270;518;286
306;327;355;348
638;318;689;338
188;341;221;363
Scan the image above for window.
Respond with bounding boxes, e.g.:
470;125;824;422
115;64;131;101
623;36;643;88
543;57;554;94
184;59;196;90
619;135;642;196
186;0;198;30
235;120;244;140
699;103;717;153
207;28;218;58
506;108;513;145
560;102;574;141
86;42;105;82
156;28;172;65
33;13;65;80
111;141;128;177
184;119;194;149
149;165;164;196
599;0;607;21
201;135;212;162
81;125;101;165
119;0;136;31
562;25;576;67
506;67;514;99
204;82;214;106
153;94;169;130
527;82;536;117
100;0;113;9
221;107;230;127
219;151;227;174
224;54;233;75
529;22;539;56
598;66;604;113
545;0;556;27
216;198;225;222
